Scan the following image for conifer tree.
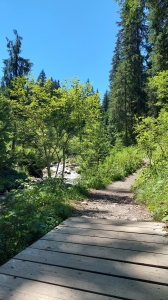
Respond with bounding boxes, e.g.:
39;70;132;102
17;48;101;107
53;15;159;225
146;0;168;115
37;69;47;86
108;0;148;144
1;30;33;88
101;90;110;136
147;0;168;75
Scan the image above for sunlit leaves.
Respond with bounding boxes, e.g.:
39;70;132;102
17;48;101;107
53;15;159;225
148;70;168;108
8;77;101;177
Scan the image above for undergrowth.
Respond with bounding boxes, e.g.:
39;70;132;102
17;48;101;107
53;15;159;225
0;167;27;193
132;158;168;221
133;109;168;221
0;178;87;266
79;146;143;189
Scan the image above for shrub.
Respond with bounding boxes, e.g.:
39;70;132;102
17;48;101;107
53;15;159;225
132;160;168;221
0;178;87;266
133;109;168;221
0;167;27;193
79;146;143;189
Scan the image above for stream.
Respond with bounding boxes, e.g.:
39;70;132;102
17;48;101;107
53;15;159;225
43;162;80;185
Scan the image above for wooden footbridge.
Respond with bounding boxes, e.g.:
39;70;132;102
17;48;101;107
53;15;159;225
0;217;168;299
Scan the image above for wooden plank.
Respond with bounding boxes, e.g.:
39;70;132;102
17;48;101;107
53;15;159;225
46;226;168;244
66;217;163;228
0;274;115;300
30;239;168;267
41;232;168;254
1;255;168;286
1;262;168;300
62;220;165;235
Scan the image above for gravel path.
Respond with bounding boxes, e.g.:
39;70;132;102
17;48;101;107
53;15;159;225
74;171;152;221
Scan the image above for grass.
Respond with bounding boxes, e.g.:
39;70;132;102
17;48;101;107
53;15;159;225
0;178;88;266
79;146;143;189
132;157;168;221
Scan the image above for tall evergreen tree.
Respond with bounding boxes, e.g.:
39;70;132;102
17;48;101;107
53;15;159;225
101;90;110;135
146;0;168;115
37;69;47;86
1;30;33;88
109;29;123;86
50;77;60;96
102;90;110;113
108;0;148;145
147;0;168;75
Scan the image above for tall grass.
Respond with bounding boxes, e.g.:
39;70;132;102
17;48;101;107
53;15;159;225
132;156;168;221
79;146;143;189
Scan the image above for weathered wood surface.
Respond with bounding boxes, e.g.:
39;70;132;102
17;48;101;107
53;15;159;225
47;225;168;243
66;217;163;228
0;217;168;300
42;232;168;254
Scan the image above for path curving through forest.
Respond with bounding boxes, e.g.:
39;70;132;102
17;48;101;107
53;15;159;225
74;171;153;221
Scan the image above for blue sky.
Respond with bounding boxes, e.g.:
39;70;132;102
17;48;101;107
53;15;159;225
0;0;119;99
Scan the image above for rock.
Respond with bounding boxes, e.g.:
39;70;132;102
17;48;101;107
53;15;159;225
64;169;71;174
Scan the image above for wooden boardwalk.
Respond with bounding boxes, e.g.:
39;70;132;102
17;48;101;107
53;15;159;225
0;217;168;300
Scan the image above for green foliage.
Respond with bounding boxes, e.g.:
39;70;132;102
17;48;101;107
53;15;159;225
108;0;148;145
0;167;27;193
0;93;12;169
133;109;168;221
9;77;101;178
79;145;142;189
0;179;87;266
1;29;33;88
132;162;168;221
135;109;168;162
17;149;44;178
148;70;168;111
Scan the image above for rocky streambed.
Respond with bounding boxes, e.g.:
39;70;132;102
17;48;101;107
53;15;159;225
43;162;80;184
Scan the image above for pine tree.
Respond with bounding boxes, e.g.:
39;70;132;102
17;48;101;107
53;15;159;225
1;30;33;88
147;0;168;75
146;0;168;115
102;90;110;113
108;0;148;145
101;90;110;136
50;77;60;96
109;29;123;86
37;69;47;86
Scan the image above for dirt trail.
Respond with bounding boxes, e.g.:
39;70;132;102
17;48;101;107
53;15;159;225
74;171;152;221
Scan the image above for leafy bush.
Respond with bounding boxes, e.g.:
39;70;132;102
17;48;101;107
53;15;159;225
0;167;27;193
79;146;143;189
0;178;87;266
132;161;168;221
17;149;44;178
133;109;168;221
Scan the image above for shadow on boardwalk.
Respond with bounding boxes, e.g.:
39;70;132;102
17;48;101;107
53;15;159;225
0;217;168;300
